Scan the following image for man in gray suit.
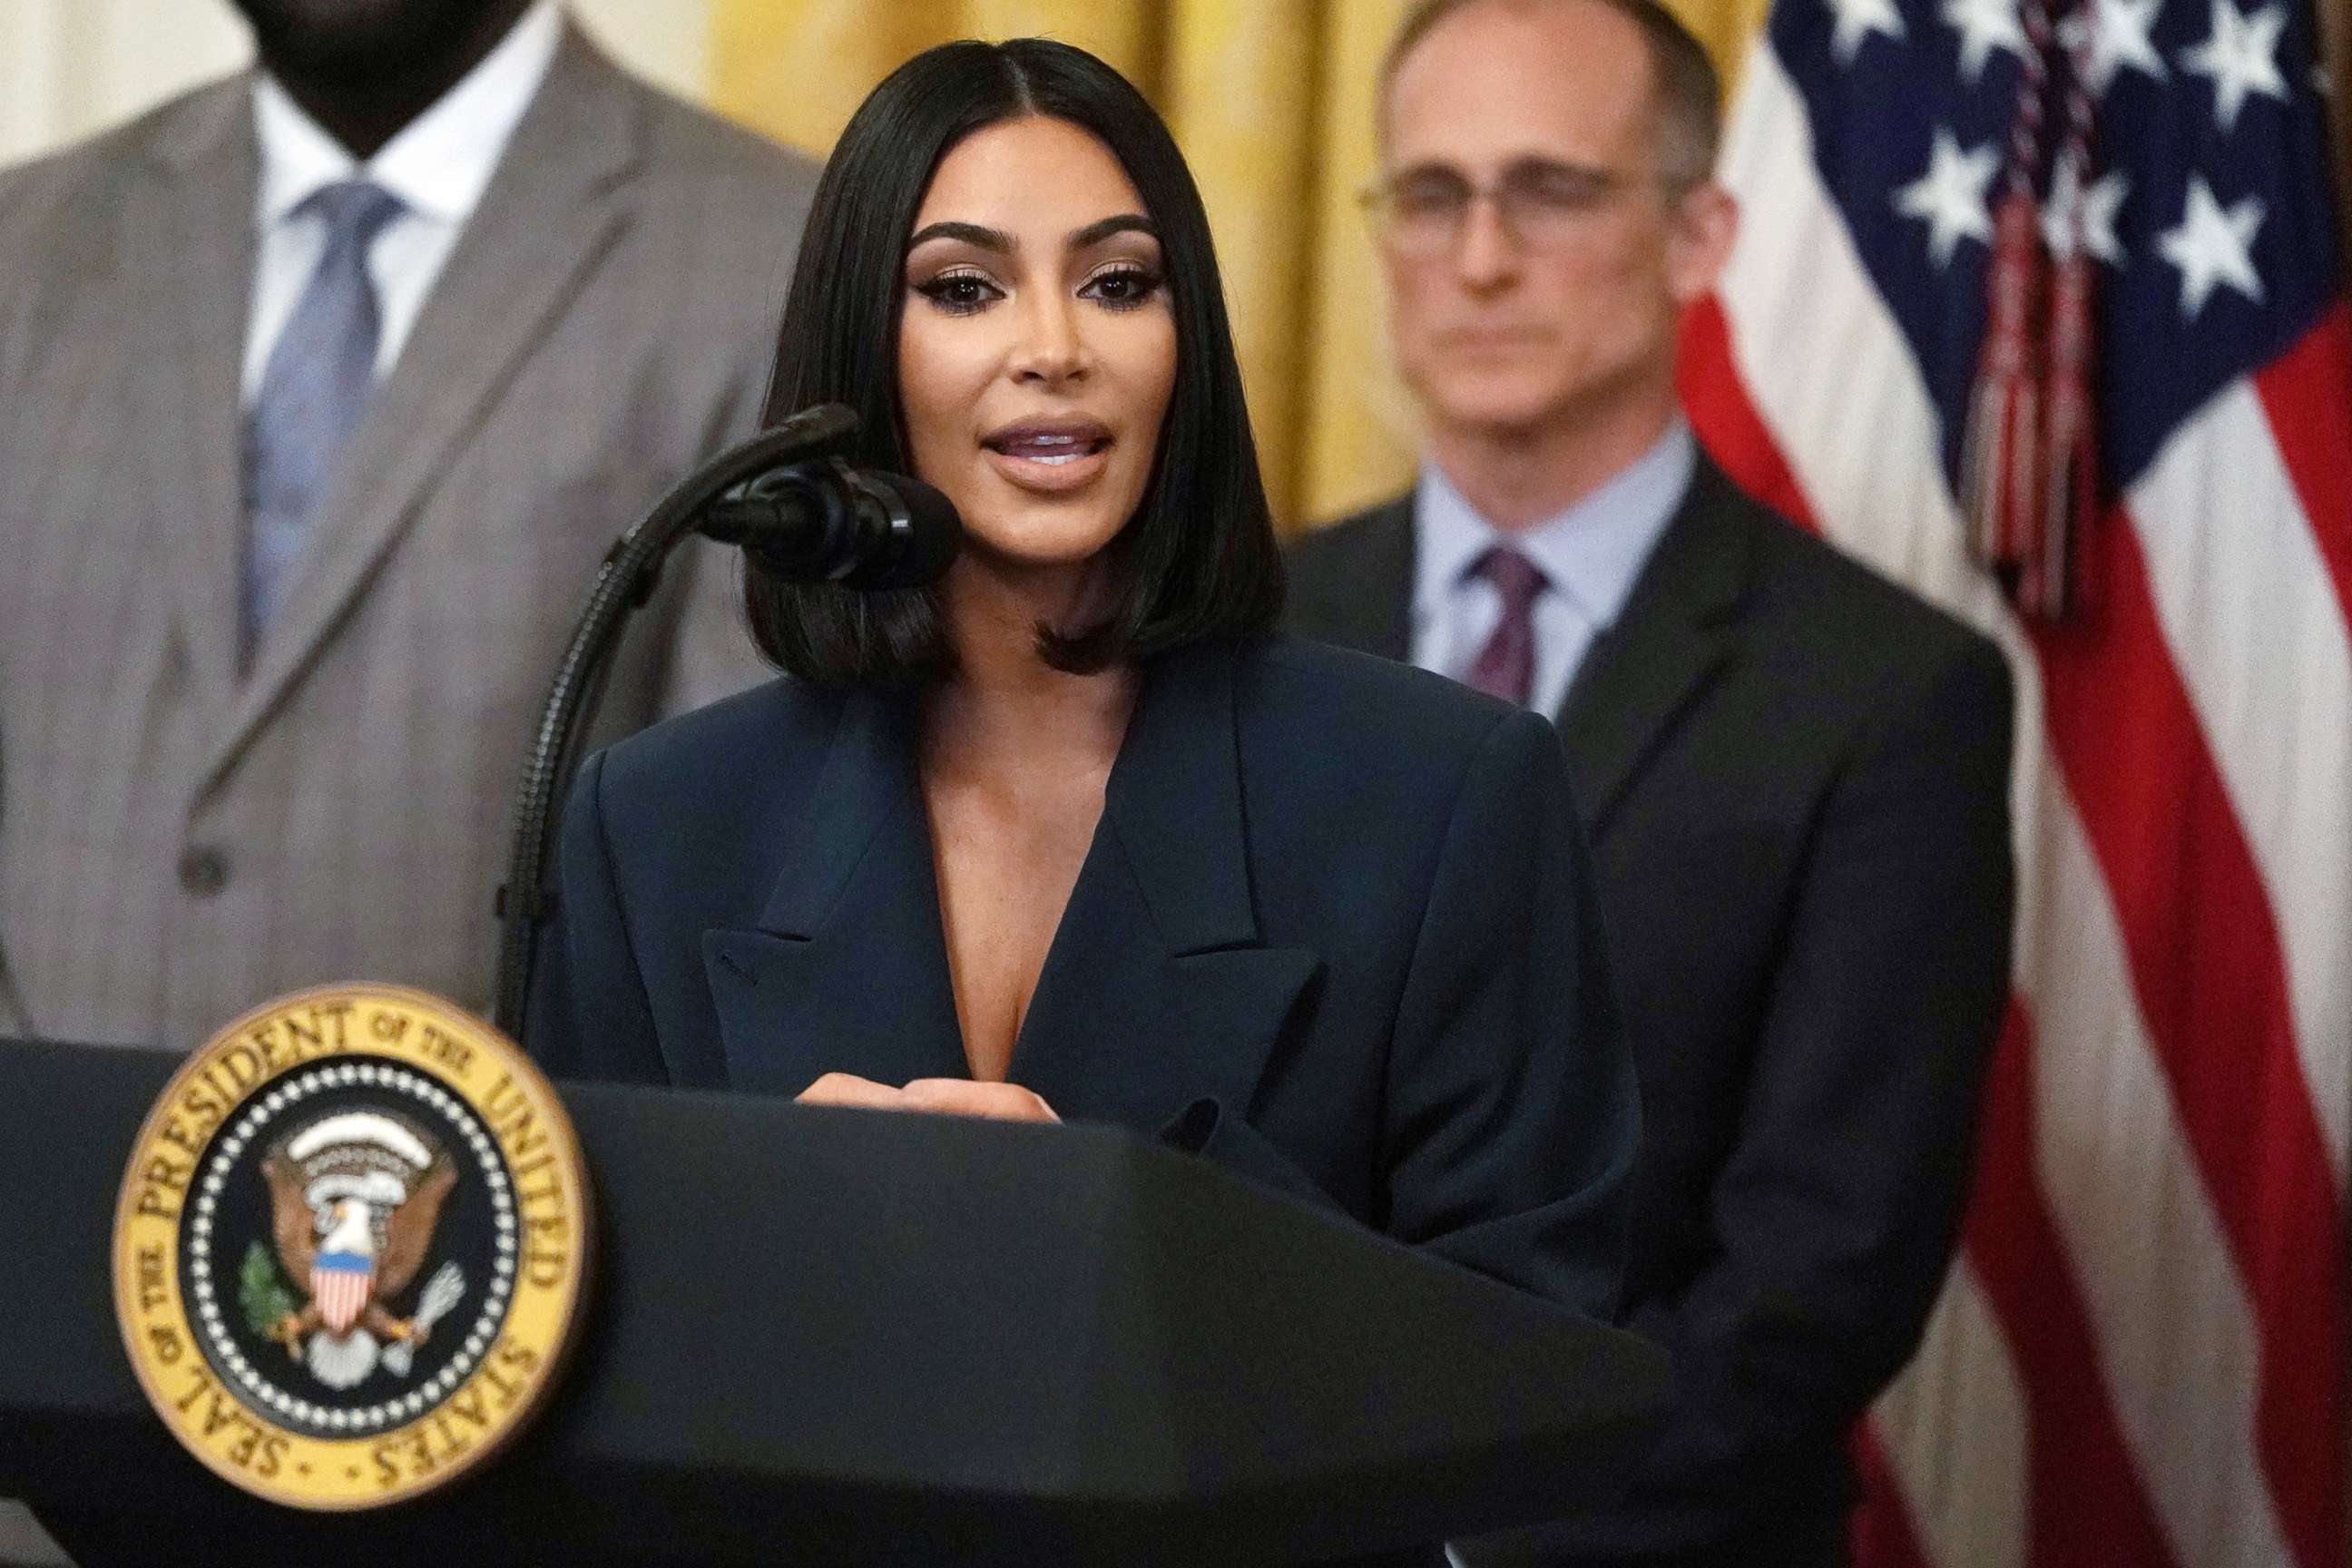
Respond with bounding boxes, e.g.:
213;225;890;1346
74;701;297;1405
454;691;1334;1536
0;0;817;1060
1;5;808;1556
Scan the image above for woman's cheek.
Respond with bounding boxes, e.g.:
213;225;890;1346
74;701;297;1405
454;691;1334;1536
896;316;996;448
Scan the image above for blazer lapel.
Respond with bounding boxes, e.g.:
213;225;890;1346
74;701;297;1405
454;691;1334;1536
701;643;1320;1128
701;689;969;1098
1556;459;1754;837
1357;499;1416;662
137;81;256;720
200;26;646;793
1010;642;1321;1133
1313;496;1416;662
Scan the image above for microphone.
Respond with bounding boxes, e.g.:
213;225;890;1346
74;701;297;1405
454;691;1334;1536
494;404;952;1037
698;458;961;590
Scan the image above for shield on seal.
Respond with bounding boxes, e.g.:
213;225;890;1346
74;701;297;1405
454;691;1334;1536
311;1250;375;1336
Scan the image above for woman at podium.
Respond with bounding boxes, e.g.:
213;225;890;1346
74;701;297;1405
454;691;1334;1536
528;38;1636;1325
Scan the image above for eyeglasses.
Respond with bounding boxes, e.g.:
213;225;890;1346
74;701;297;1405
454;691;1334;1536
1360;157;1668;255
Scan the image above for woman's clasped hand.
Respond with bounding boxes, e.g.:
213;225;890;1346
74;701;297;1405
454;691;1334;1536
796;1072;1060;1122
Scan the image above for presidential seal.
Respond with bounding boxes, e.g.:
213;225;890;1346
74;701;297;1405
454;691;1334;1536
112;984;591;1509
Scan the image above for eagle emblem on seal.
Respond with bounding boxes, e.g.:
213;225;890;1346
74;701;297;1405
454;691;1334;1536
246;1109;467;1390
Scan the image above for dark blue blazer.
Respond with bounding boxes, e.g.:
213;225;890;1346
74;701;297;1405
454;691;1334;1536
528;633;1636;1321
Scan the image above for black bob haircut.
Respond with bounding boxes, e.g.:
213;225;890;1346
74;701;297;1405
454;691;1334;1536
747;37;1286;683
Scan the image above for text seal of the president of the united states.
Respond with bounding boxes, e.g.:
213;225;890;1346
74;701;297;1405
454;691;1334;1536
113;983;591;1509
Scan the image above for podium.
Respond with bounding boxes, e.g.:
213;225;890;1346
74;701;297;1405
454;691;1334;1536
0;1039;1663;1566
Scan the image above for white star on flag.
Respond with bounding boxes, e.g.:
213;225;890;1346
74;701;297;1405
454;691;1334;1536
2157;175;2267;316
1827;0;1906;63
2181;0;2292;130
2059;0;2170;94
1941;0;2027;82
2043;154;2131;264
1895;131;2000;266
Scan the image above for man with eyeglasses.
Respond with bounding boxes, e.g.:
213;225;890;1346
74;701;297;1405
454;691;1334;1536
1288;2;2015;1563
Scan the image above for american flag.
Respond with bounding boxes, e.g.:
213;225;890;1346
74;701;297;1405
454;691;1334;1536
1675;0;2350;1563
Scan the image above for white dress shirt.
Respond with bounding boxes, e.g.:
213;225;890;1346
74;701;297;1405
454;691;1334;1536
1410;417;1696;718
240;1;562;403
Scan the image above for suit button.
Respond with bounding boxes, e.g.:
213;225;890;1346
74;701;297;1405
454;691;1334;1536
178;847;230;897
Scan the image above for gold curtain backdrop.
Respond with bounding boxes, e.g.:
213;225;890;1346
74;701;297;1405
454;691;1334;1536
707;0;1766;531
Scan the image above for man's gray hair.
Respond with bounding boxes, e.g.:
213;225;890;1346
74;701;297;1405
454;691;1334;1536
1378;0;1724;188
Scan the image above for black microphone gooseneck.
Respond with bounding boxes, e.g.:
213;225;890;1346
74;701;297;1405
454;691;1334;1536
490;403;961;1040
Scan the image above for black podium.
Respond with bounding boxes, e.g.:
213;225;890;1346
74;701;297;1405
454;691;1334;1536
0;1040;1663;1565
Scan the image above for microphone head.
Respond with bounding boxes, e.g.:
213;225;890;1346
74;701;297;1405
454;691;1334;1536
841;470;963;591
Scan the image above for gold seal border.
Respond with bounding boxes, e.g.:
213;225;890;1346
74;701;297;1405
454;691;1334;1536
111;982;593;1511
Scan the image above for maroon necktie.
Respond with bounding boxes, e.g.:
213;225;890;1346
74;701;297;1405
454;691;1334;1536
1464;546;1548;707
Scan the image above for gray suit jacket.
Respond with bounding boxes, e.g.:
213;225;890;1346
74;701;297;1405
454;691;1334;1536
0;26;819;1053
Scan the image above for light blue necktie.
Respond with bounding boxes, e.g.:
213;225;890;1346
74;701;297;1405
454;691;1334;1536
240;178;404;655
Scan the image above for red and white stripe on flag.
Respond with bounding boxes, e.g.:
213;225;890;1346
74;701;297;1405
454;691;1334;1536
1677;13;2351;1567
311;1261;374;1338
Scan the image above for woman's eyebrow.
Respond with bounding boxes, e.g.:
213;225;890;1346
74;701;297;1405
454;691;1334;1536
907;220;1016;253
905;215;1158;256
1068;213;1157;249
